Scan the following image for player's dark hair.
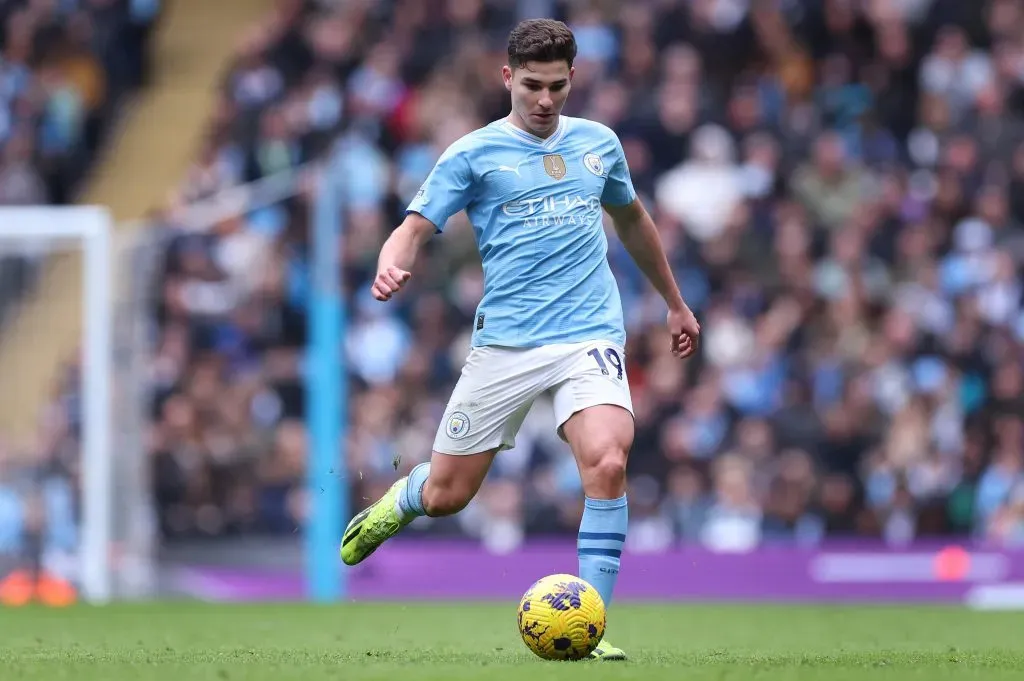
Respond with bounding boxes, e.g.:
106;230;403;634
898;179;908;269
507;19;577;70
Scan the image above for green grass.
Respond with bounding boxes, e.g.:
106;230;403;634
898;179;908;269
1;603;1024;680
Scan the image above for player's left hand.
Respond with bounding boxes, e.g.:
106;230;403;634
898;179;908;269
667;304;700;359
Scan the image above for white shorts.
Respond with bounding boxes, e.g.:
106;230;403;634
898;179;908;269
433;340;634;455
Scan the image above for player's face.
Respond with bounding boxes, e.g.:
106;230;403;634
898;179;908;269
503;60;574;138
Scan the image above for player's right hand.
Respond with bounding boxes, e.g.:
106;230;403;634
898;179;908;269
371;266;411;301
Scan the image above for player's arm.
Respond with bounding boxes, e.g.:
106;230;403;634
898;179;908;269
605;198;700;358
372;213;437;302
604;199;684;310
373;139;475;302
601;130;700;357
602;197;684;309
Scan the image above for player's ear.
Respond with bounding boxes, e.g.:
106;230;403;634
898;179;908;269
569;66;575;82
502;65;513;91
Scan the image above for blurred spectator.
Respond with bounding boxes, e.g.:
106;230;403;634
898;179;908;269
0;0;160;205
0;0;160;327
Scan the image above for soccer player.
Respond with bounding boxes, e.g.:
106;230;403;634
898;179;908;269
340;18;700;660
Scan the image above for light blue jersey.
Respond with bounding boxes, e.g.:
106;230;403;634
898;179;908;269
406;116;636;348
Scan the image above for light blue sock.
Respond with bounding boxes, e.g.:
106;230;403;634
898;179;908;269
577;495;627;610
397;462;431;519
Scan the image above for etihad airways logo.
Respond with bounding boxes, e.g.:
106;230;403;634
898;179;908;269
502;195;602;228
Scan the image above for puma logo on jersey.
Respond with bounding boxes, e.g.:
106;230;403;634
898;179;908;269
497;159;527;176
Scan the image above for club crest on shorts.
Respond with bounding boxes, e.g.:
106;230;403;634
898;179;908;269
446;411;471;439
583;152;604;176
543;154;567;180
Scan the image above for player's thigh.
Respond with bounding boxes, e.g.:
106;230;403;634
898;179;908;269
560;404;635;462
434;345;541;456
551;342;635;490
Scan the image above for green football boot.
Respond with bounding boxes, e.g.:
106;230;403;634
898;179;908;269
589;638;627;661
340;477;413;566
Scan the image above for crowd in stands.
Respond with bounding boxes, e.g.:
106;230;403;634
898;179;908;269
11;0;1024;557
0;0;159;571
0;0;160;326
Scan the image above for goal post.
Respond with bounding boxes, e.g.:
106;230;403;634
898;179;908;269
0;206;113;604
1;169;350;603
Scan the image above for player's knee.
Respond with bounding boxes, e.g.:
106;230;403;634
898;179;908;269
421;482;473;517
583;447;628;498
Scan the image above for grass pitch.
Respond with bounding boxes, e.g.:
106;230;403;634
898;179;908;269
2;603;1023;680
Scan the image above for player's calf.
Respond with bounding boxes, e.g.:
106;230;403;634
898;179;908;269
401;449;498;519
421;482;474;517
422;449;498;516
393;461;467;518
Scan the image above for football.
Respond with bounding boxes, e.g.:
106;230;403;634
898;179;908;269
517;574;606;661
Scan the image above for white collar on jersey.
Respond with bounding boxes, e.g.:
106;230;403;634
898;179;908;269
499;115;569;148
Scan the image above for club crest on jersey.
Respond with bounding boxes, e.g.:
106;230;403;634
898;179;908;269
446;411;471;439
583;153;604;176
543;154;567;180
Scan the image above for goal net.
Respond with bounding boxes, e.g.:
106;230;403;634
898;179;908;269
0;206;116;605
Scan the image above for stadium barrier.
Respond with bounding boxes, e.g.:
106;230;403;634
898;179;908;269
163;540;1024;606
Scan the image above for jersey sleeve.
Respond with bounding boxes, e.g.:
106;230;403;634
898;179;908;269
406;144;474;233
601;134;637;207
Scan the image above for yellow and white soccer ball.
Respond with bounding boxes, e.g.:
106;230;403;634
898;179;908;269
517;574;606;661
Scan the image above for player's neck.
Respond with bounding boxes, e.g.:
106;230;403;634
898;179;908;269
507;112;559;140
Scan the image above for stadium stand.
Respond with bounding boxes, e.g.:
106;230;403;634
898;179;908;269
0;0;162;596
0;0;160;326
8;0;1024;556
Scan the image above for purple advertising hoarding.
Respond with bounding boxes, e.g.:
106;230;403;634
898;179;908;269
170;540;1024;605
